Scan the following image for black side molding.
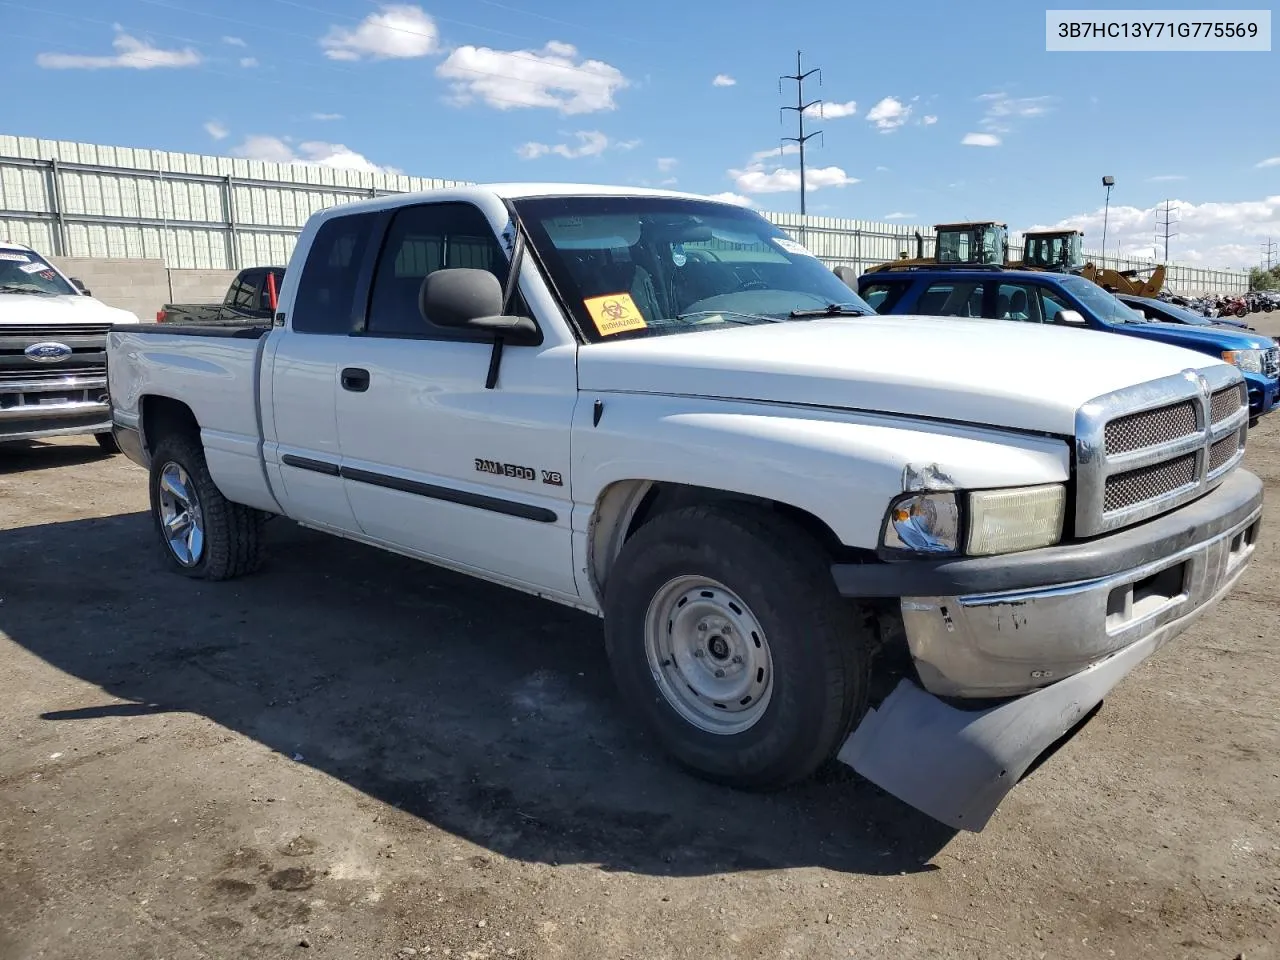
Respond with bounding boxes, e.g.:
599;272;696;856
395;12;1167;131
279;455;557;524
110;323;270;339
282;453;340;477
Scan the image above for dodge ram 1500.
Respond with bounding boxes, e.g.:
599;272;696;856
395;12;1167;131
106;185;1263;829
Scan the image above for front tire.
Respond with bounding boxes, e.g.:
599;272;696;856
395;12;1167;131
603;504;871;790
148;433;265;580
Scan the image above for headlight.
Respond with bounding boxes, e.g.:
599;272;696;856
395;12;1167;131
1222;349;1264;374
966;484;1065;556
882;484;1065;558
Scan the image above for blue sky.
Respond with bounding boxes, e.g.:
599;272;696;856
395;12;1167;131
4;0;1279;269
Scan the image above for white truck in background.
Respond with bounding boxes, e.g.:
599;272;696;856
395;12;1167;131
105;185;1263;829
1;241;136;449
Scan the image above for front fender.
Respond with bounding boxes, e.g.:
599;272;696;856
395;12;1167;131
573;393;1071;553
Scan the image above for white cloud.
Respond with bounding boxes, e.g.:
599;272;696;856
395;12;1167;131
707;191;754;206
37;29;201;70
1147;174;1187;182
875;165;890;172
962;132;1000;147
516;130;612;159
438;40;627;114
804;99;857;120
884;212;916;220
656;157;677;172
922;114;938;125
239;57;258;68
712;74;736;87
1027;195;1280;270
866;96;910;132
222;36;246;47
749;143;800;164
321;4;437;61
232;135;398;174
311;112;344;121
730;164;860;194
204;120;229;140
973;92;1052;135
615;138;641;151
1256;157;1280;168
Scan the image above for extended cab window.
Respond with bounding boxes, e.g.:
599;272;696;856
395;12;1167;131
293;213;377;334
859;280;909;314
365;202;517;338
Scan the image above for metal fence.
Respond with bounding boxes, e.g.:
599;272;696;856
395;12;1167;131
0;134;1250;295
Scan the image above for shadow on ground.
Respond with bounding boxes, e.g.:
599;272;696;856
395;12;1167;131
0;440;113;475
1;512;956;877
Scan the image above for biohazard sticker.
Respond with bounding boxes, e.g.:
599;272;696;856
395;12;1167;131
584;292;648;336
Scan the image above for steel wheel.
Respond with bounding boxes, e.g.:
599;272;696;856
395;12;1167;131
643;576;774;735
157;461;204;567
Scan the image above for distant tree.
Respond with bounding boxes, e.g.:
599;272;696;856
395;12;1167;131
1249;266;1280;291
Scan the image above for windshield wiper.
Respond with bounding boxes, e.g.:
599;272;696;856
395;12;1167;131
0;284;54;296
674;309;783;325
788;302;873;319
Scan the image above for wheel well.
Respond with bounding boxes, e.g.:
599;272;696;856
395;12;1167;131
140;395;200;455
590;480;869;599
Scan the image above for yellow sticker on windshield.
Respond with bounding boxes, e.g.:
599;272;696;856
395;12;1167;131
584;292;647;336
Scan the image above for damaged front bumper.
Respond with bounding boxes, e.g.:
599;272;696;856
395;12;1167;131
829;467;1263;830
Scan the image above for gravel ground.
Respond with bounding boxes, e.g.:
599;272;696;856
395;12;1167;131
2;316;1278;960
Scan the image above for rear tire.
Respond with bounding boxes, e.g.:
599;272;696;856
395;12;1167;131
94;432;119;453
603;504;871;790
148;432;265;580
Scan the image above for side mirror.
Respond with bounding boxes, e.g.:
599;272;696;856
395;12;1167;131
71;277;91;296
833;265;860;291
419;268;539;390
1056;309;1086;325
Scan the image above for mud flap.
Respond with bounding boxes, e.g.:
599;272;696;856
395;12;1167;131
836;631;1164;831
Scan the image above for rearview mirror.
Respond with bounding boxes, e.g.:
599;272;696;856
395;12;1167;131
833;265;859;290
1055;309;1086;325
71;277;91;296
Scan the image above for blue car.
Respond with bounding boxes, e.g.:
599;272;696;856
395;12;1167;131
856;267;1280;421
1118;294;1255;332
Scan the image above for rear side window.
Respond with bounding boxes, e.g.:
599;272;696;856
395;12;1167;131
233;270;262;310
859;280;909;314
918;281;984;317
292;213;377;334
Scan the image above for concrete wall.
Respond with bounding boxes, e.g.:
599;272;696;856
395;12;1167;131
48;257;236;322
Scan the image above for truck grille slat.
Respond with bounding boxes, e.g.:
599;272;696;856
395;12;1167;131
1104;454;1198;512
1264;347;1279;380
1104;401;1197;454
1076;368;1249;537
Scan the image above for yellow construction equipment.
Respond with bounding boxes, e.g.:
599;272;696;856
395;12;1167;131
865;221;1008;273
1018;228;1166;296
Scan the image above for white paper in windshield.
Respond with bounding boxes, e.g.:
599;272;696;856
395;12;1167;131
19;261;53;274
0;252;31;262
772;237;817;258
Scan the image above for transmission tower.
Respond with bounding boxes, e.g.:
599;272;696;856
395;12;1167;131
1262;237;1277;271
1155;199;1179;262
779;51;823;218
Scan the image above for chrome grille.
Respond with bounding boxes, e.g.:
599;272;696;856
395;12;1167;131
1209;384;1247;424
1208;430;1245;475
1104;454;1197;512
1264;347;1279;379
0;323;109;382
1075;367;1250;537
1104;401;1197;454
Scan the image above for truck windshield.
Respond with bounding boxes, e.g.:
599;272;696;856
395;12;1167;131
512;196;876;342
0;249;76;296
1057;275;1147;325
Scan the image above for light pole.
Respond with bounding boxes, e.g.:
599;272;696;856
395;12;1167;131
1101;175;1115;259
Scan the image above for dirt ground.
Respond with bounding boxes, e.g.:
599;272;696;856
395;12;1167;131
2;318;1279;960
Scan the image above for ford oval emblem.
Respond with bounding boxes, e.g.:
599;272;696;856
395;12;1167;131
24;341;72;363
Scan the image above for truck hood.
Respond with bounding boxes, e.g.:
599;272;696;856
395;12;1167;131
577;315;1225;436
0;292;138;325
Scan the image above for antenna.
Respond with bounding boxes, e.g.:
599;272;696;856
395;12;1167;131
779;50;823;218
1155;198;1179;262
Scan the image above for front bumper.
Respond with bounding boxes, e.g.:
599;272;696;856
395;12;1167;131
831;468;1263;830
1246;375;1278;419
0;375;111;441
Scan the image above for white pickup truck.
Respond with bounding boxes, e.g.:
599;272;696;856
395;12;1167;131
106;185;1263;830
2;241;136;449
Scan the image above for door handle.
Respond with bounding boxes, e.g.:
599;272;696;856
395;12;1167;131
341;367;370;392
